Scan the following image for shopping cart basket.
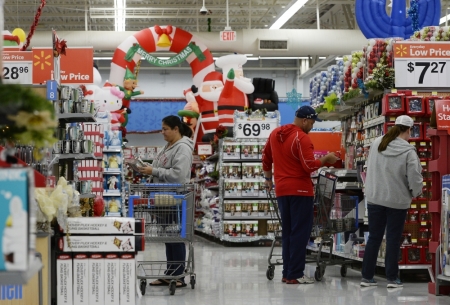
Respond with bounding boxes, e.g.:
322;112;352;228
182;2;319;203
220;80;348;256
128;183;196;295
311;171;359;281
265;189;282;280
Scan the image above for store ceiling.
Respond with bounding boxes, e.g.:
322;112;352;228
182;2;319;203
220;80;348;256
4;0;364;33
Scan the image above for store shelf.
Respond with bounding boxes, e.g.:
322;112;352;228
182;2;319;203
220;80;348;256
363;116;386;129
79;194;96;199
0;256;43;285
103;192;121;197
103;147;122;153
324;169;357;178
57;113;96;123
54;153;100;160
221;235;274;243
103;169;122;174
222;216;277;220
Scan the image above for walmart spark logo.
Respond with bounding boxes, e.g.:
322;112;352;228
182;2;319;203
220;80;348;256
395;44;407;57
33;51;51;70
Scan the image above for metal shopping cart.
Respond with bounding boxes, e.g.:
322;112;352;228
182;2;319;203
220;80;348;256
311;171;359;281
265;189;282;280
265;172;359;282
128;183;196;295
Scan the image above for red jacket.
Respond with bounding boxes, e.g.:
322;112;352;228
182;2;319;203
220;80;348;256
262;124;321;197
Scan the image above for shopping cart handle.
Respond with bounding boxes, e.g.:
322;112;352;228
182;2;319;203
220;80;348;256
143;183;183;187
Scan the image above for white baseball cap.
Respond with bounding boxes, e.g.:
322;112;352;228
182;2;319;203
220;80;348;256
395;115;414;127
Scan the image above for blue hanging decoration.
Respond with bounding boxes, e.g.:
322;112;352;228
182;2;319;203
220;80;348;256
407;0;420;33
286;89;302;110
357;79;369;99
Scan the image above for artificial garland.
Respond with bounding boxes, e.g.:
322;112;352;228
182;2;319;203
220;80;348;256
365;63;395;91
342;89;360;101
407;0;420;33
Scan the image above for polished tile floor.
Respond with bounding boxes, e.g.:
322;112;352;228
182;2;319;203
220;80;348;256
136;236;449;305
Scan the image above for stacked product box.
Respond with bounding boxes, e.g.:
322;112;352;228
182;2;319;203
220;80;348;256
56;217;144;305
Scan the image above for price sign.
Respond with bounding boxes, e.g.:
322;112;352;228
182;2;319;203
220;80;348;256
2;51;33;84
394;42;450;88
233;111;280;139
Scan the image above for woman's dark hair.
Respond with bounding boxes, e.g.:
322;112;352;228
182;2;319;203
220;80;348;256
162;115;192;138
378;125;410;152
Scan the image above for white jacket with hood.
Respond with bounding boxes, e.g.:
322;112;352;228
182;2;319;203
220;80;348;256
365;136;423;210
152;136;194;183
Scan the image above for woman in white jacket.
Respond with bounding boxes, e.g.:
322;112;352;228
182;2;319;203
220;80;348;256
361;115;423;289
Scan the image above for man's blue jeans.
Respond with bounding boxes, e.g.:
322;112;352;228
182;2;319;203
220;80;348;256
277;196;314;280
362;204;407;281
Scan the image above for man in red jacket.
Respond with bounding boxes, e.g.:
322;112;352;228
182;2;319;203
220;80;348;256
262;105;338;284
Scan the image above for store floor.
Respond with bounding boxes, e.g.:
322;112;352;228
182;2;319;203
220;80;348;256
136;236;448;305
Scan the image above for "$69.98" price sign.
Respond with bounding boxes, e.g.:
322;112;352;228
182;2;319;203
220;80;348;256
234;111;279;139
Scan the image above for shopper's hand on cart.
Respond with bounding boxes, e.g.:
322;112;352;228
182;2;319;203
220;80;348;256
137;164;153;175
321;152;339;165
264;179;273;190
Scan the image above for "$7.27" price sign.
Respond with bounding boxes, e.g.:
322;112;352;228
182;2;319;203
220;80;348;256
233;111;280;139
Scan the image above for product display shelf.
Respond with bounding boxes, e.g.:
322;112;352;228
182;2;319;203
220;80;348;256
56;113;97;123
427;128;450;294
218;137;277;243
435;245;450;295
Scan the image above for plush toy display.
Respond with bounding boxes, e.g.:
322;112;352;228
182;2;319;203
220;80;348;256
115;67;144;113
178;88;200;134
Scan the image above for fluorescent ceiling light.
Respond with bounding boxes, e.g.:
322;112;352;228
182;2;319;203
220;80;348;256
115;0;126;31
247;57;259;61
440;14;450;25
93;57;113;60
270;0;308;29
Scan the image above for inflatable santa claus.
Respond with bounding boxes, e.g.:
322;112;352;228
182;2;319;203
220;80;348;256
215;54;254;134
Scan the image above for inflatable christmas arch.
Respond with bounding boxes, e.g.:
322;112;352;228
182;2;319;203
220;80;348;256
109;25;215;88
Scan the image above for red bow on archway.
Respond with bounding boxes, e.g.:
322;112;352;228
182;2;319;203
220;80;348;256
154;25;173;47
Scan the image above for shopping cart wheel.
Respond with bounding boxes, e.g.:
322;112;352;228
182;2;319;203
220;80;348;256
266;266;275;280
190;275;196;289
314;267;323;281
340;265;347;277
140;280;147;295
169;281;176;295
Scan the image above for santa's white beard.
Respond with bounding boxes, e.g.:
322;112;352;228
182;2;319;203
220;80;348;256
199;89;222;102
234;77;254;94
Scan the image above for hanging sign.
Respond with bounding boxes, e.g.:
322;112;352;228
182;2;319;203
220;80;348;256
393;41;450;88
220;31;237;42
2;51;33;85
233;111;280;139
434;99;450;133
125;42;206;67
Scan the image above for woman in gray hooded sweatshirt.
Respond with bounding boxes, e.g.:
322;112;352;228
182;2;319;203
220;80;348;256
360;115;423;289
138;115;194;288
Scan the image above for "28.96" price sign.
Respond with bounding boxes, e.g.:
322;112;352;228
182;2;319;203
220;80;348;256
2;50;33;85
233;111;280;139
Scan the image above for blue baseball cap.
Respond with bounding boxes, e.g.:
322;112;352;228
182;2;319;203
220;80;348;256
295;106;322;122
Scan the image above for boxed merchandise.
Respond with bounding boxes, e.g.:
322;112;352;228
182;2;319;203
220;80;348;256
242;163;263;180
223;179;242;197
406;245;422;264
241;202;252;217
105;197;123;216
73;253;89;305
240;142;259;159
57;235;145;252
222;141;241;159
241;221;258;237
221;163;242;179
89;253;105;304
258;201;270;217
223;201;241;217
105;253;120;305
119;253;136;305
410;123;423;140
223;221;241;237
382;93;405;115
104;152;123;172
104;174;121;194
60;217;144;235
425;96;441;116
242;180;260;197
0;168;34;272
405;96;425;116
267;220;280;237
250;202;259;216
258;181;268;198
57;253;73;305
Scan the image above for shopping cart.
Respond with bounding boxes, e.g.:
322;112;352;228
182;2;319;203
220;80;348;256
266;189;282;280
311;171;359;281
128;183;196;295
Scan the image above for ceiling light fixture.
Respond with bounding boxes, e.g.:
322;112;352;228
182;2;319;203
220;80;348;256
270;0;308;30
114;0;126;31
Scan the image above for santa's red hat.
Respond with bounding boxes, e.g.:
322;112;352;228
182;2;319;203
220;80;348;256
203;71;223;84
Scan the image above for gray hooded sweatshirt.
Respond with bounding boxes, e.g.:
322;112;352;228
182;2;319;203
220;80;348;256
151;136;194;183
365;136;423;210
